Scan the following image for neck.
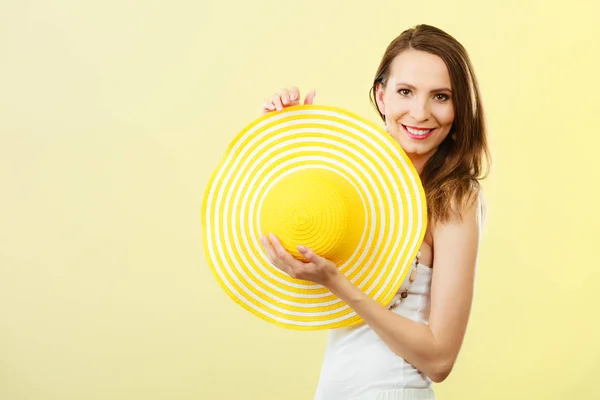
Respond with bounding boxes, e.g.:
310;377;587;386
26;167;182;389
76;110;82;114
407;152;431;175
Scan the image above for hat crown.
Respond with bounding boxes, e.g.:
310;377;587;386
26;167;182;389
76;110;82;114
259;167;365;267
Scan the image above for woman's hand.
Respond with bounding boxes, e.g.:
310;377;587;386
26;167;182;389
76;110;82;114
262;87;316;114
260;233;341;288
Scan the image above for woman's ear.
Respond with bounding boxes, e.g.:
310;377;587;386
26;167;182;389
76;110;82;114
375;82;386;116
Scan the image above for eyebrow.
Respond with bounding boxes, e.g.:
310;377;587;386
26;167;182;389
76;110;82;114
396;82;452;93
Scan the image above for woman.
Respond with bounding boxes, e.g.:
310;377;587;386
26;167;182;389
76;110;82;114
260;24;490;400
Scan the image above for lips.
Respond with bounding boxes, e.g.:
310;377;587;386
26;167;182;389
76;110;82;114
402;124;435;140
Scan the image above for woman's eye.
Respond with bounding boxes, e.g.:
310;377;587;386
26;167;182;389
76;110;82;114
434;93;450;101
398;89;411;96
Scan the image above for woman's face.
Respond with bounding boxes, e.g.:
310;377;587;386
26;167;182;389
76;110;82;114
376;49;455;165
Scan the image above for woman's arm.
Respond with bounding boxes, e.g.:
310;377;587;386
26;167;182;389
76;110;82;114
261;193;481;383
325;195;481;382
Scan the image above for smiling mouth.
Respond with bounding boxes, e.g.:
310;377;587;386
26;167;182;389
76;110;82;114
402;124;435;140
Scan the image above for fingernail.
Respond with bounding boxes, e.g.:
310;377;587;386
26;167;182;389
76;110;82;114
297;245;306;252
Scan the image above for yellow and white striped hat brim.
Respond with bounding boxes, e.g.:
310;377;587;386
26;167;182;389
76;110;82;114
202;105;427;330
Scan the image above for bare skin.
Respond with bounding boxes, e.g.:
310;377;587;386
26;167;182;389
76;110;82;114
260;50;480;383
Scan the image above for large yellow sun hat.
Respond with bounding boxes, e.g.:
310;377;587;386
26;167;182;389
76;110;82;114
201;104;427;330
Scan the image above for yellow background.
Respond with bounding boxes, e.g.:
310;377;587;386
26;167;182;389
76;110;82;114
1;0;598;399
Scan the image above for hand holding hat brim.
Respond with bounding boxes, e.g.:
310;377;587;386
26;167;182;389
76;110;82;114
260;233;341;288
262;87;317;113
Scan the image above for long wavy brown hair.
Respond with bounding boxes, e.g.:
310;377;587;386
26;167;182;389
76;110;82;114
369;24;491;224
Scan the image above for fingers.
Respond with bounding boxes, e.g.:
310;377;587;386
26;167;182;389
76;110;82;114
303;90;317;105
260;234;338;286
260;233;276;261
261;87;314;114
280;88;290;106
271;93;284;112
262;100;275;114
290;86;299;102
297;245;326;268
260;233;291;276
260;233;299;277
269;234;303;269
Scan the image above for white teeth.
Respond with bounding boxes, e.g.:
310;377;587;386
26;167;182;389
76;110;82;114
406;126;433;135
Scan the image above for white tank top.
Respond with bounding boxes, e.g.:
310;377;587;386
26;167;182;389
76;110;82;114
313;259;434;400
313;194;484;400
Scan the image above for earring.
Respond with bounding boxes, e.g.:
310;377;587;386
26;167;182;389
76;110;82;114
383;123;389;133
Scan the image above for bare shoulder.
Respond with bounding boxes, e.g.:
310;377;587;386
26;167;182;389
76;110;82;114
430;185;482;272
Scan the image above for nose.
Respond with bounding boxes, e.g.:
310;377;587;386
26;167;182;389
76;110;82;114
409;99;431;122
